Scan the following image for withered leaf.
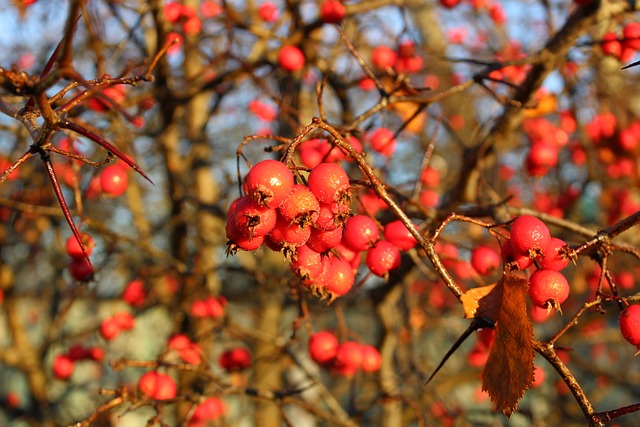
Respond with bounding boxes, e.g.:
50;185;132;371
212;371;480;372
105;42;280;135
461;283;498;320
479;275;534;417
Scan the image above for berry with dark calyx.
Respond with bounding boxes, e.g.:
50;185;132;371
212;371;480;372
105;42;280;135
277;184;320;227
225;217;265;253
268;214;311;248
307;163;350;204
315;255;355;299
619;304;640;347
383;220;418;251
470;245;501;276
509;215;551;259
501;239;533;270
342;214;380;252
366;240;401;277
290;245;323;280
315;201;350;231
309;331;339;365
539;237;570;271
233;196;278;238
243;159;294;208
528;269;570;310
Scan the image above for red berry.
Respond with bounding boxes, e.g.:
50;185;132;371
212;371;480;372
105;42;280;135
53;355;75;380
623;22;640;50
306;226;343;254
383;220;418;251
192;397;226;422
360;345;382;372
307;163;350;204
100;164;128;196
65;233;95;260
526;141;558;177
419;189;440;208
619;305;640;346
233;196;278;237
371;46;397;69
122;279;146;307
420;167;440;187
278;46;305;72
290;245;324;280
244;159;294;208
114;312;135;330
315;201;350;231
333;341;362;376
219;347;252;371
278;184;320;226
439;0;461;8
87;346;105;361
470;245;501;276
317;255;355;297
366;240;401;277
539;237;570;271
69;258;94;281
528;269;570;309
601;32;622;59
268;214;311;248
258;2;279;22
320;0;346;23
343;215;380;252
309;331;339;365
501;239;533;270
225;216;265;252
67;344;88;361
100;317;121;341
509;215;551;258
368;128;397;156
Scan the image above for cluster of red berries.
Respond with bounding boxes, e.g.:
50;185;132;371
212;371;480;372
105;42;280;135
601;22;640;62
226;158;416;299
138;371;177;400
100;311;135;341
52;344;105;381
501;215;571;311
167;334;203;365
65;233;95;282
308;331;381;376
371;41;424;74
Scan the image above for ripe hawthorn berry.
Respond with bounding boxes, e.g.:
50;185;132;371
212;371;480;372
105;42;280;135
307;163;350;204
619;304;640;347
342;214;380;252
360;345;382;373
368;127;396;156
268;214;311;248
65;233;95;260
333;341;362;376
225;216;265;252
69;258;94;281
243;159;294;208
509;215;551;258
383;220;418;251
233;195;278;238
53;354;75;380
470;245;501;276
371;45;397;69
501;239;533;270
100;164;128;197
366;240;401;277
306;226;343;254
315;201;350;231
277;184;320;227
219;347;252;371
316;255;355;298
278;45;305;72
191;397;226;423
320;0;346;23
309;331;339;365
528;269;570;309
539;237;570;271
122;279;146;307
258;1;279;22
290;245;324;280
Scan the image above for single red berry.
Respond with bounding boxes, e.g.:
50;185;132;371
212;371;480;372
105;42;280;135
278;184;320;227
122;279;146;307
509;215;551;258
309;331;339;365
87;346;105;361
343;215;380;252
333;341;362;376
225;214;265;252
69;258;94;281
233;195;278;238
528;269;570;309
526;141;558;177
501;239;533;270
368;128;396;156
320;0;346;23
278;45;305;72
244;159;294;208
66;344;88;361
360;345;382;373
419;189;440;208
619;305;640;346
53;355;75;380
307;163;350;204
371;46;397;69
317;255;355;297
420;167;440;187
219;347;252;371
383;220;418;251
192;397;226;422
470;245;501;276
306;226;343;254
100;317;121;341
315;201;350;231
65;233;95;260
100;164;128;196
623;22;640;50
268;214;311;248
439;0;461;8
290;245;324;280
539;237;570;271
258;1;279;22
366;240;401;277
601;32;622;59
114;312;135;330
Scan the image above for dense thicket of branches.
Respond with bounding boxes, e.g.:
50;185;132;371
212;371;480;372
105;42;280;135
1;0;640;426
